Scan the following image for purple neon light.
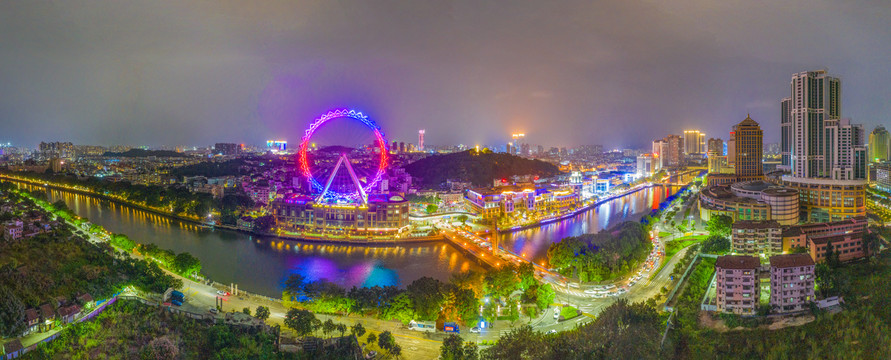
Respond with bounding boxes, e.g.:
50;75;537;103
298;109;389;200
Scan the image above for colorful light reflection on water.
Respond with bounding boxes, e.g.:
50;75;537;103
499;185;679;263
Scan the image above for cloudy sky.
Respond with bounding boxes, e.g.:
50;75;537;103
1;0;889;149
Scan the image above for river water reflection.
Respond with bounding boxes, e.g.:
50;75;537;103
499;185;680;264
8;181;676;297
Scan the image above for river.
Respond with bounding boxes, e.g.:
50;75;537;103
6;180;677;298
498;185;680;264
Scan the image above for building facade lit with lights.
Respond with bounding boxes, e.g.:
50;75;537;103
464;185;579;222
269;109;412;237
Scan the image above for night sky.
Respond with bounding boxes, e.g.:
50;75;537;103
1;1;889;149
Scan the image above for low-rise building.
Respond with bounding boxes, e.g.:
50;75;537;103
769;254;815;313
2;220;23;240
808;233;867;263
715;255;761;315
731;220;782;256
781;216;869;263
237;216;255;231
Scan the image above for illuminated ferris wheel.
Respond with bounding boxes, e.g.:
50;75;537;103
297;109;389;204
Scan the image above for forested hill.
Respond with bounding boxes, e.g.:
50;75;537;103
404;149;562;188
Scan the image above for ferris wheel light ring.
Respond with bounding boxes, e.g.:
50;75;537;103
298;109;389;200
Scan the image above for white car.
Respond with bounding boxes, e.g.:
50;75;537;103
554;308;561;319
546;329;557;335
470;327;481;333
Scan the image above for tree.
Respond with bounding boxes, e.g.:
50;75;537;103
700;235;730;254
254;306;270;321
366;332;377;346
0;286;26;337
284;274;306;299
406;277;445;320
381;292;415;323
351;322;366;338
426;204;438;214
462;341;480;360
536;283;555;311
516;263;536;291
457;215;469;225
480;326;548;360
242;307;251;315
322;318;337;338
142;336;179;360
172;252;201;277
825;241;841;268
441;334;466;360
284;308;319;337
484;265;519;300
378;330;396;353
253;215;276;233
705;215;733;238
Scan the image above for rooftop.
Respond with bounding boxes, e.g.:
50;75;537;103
770;253;815;268
732;220;781;230
716;255;761;270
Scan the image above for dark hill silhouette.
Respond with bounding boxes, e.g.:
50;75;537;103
404;149;562;188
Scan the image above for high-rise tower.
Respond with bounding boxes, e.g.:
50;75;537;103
789;69;841;178
733;115;763;182
780;97;792;170
418;129;425;151
869;125;891;163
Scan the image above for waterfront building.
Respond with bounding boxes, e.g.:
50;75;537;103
731;220;782;256
636;154;658;177
715;255;761;315
768;254;815;313
464;185;579;223
869;125;891;163
652;139;668;169
699;180;799;225
271;193;410;236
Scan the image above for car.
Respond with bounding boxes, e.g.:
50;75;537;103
546;329;557;335
208;308;218;314
554;308;561;319
470;327;481;333
365;350;378;359
216;290;229;296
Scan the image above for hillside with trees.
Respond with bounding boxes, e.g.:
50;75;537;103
403;149;562;188
547;221;653;282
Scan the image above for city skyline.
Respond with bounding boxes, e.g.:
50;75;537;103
2;1;891;148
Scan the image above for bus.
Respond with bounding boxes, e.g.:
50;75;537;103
408;320;436;333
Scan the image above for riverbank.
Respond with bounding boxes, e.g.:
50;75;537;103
0;174;445;246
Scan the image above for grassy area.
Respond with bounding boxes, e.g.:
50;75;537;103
658;231;672;238
560;306;580;320
665;235;708;258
